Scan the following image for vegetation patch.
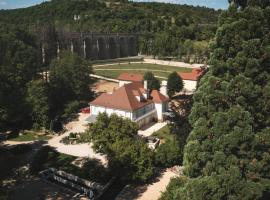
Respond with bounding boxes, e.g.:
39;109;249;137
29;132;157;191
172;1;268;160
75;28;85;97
60;132;82;145
93;63;192;79
152;125;175;142
10;130;51;141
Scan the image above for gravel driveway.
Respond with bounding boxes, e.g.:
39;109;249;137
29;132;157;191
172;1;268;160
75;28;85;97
48;113;107;165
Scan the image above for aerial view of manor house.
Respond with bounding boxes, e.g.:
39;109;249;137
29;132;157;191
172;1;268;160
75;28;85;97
90;74;169;127
1;0;269;200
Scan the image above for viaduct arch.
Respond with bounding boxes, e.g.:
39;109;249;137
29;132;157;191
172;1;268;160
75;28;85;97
40;31;139;65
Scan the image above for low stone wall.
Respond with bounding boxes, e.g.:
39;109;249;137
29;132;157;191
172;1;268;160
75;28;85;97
90;74;120;83
144;58;206;69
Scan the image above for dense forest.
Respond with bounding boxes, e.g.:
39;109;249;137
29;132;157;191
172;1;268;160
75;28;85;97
0;23;92;132
0;0;220;62
162;0;270;199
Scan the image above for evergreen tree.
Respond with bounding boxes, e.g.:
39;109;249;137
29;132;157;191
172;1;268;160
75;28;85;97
143;71;160;90
167;71;184;97
26;80;50;129
163;2;270;199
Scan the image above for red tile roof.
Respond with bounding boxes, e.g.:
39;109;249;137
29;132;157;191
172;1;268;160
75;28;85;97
178;68;204;81
151;90;169;103
118;73;143;82
90;82;168;111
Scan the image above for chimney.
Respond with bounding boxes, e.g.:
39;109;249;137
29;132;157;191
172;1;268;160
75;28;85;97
160;81;168;97
144;80;148;90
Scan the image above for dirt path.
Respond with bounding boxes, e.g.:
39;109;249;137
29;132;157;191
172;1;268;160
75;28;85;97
48;113;107;165
116;168;179;200
138;122;167;137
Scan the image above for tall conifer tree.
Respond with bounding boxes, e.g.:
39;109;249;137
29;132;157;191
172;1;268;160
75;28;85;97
162;1;270;199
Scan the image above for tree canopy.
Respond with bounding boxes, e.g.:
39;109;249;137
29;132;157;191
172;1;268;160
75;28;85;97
0;28;94;131
143;72;160;90
0;0;220;62
167;71;184;97
162;2;270;199
84;113;154;182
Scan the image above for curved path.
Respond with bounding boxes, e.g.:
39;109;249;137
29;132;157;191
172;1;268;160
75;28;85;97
48;113;107;165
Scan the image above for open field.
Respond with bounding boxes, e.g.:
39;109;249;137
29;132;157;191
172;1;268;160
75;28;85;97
93;63;192;79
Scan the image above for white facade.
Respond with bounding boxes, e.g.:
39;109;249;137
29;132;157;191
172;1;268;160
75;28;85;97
160;81;168;97
90;101;168;128
90;105;132;119
119;80;132;87
183;80;197;93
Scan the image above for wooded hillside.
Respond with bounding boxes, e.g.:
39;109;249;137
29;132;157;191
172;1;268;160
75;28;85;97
0;0;220;61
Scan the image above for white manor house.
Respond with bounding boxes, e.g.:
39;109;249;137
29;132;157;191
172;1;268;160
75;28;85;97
89;73;169;128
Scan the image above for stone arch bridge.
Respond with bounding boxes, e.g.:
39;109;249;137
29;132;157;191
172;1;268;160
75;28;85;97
40;31;139;65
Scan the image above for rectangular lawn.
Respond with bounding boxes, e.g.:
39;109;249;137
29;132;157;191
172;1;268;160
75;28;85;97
93;63;192;79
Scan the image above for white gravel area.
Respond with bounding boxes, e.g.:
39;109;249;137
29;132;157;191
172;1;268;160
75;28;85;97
138;122;167;137
48;113;107;165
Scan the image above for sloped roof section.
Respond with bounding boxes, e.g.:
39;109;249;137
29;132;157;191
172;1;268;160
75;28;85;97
151;90;169;103
178;68;204;81
90;82;169;111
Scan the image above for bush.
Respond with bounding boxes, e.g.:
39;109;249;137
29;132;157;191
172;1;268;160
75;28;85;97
160;177;188;200
154;140;182;168
81;159;111;184
61;100;81;123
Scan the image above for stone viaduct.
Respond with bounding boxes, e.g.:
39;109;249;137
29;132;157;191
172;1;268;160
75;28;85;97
40;31;139;65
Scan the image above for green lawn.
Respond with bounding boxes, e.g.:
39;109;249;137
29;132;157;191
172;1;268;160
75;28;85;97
93;63;191;79
152;125;175;142
11;131;51;141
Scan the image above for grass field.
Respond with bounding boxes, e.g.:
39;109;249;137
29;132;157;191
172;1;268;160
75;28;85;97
11;131;51;141
93;63;192;79
152;125;175;142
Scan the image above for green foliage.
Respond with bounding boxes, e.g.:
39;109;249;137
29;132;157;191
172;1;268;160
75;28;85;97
0;26;39;131
84;113;154;182
160;177;187;200
0;26;93;132
154;140;182;168
143;71;160;90
108;138;154;182
49;51;92;109
61;101;81;123
167;72;184;97
164;2;270;199
0;0;219;61
26;80;50;129
48;51;93;129
11;131;50;141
